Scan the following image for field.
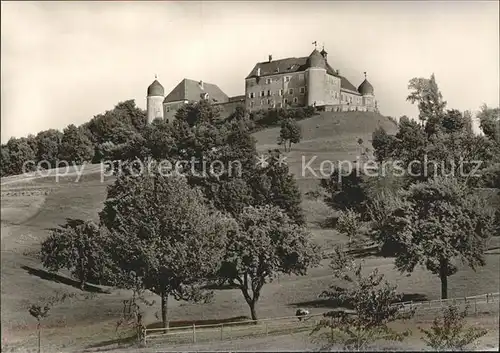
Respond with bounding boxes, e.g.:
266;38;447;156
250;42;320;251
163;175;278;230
1;112;499;352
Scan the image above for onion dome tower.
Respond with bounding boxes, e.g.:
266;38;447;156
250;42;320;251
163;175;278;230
306;49;327;107
358;72;375;111
147;75;165;123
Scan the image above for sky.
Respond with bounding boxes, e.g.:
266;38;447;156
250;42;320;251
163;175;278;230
1;1;499;142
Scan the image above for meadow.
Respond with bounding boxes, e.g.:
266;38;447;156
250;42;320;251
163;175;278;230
1;111;498;352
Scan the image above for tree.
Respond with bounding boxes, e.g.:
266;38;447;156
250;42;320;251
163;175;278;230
372;177;495;299
35;129;63;168
278;118;301;152
249;149;306;225
312;246;414;351
420;304;487;351
28;292;78;353
372;127;397;162
58;124;94;164
100;168;236;329
336;209;363;246
477;104;500;144
4;137;36;175
40;219;111;290
407;73;447;137
219;205;321;321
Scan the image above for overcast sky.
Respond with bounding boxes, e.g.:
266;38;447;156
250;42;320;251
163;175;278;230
1;1;499;142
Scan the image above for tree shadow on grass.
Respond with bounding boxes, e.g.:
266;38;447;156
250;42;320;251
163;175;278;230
290;293;428;310
398;293;428;303
85;334;137;350
21;265;109;294
289;298;345;309
146;316;251;330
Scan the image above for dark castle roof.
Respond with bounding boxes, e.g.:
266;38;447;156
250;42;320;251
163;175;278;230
245;56;359;94
163;79;229;104
358;79;374;95
147;79;164;96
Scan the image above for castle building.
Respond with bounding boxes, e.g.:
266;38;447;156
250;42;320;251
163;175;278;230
245;47;376;112
146;46;376;122
146;78;244;123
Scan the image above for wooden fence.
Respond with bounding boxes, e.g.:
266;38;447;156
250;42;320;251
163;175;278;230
142;292;499;347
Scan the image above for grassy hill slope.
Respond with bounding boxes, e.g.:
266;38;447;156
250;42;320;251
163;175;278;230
2;112;498;352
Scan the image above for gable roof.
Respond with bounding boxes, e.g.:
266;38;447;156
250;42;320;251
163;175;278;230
164;79;229;104
340;76;360;94
246;56;360;94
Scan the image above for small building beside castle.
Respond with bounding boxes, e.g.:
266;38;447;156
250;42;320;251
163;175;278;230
146;78;244;123
146;45;376;122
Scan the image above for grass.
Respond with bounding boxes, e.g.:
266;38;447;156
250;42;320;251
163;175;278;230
1;111;498;352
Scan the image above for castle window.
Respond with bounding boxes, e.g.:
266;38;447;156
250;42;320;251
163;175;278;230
284;98;289;104
299;73;304;81
279;89;283;96
266;78;272;84
267;90;271;96
278;102;283;108
299;87;305;94
288;88;294;95
261;99;265;105
250;101;254;108
293;97;298;104
284;76;291;83
249;92;255;99
268;99;273;105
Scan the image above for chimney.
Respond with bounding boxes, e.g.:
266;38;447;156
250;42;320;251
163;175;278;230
199;80;204;89
268;54;272;62
257;67;261;76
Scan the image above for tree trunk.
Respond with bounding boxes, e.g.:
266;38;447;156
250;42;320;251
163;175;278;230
37;321;41;353
161;289;169;330
80;278;85;291
249;300;258;323
439;262;448;300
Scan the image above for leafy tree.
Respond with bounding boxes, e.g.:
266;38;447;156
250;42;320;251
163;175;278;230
28;291;90;353
250;149;306;225
35;129;63;168
1;145;12;177
320;169;371;216
407;74;447;137
278;118;301;152
220;205;320;321
100;168;236;329
175;99;223;127
336;209;363;246
372;126;397;162
372;177;495;299
477;104;500;144
420;304;487;351
4;137;36;175
58;124;94;164
85;100;146;146
41;219;111;290
312;246;414;351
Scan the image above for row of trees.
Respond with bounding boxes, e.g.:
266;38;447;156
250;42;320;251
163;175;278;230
1;101;315;177
312;76;498;350
323;74;500;300
40;100;320;329
0;100;148;176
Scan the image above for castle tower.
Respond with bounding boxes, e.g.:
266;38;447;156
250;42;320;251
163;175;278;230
147;76;165;123
306;49;327;107
358;72;375;112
